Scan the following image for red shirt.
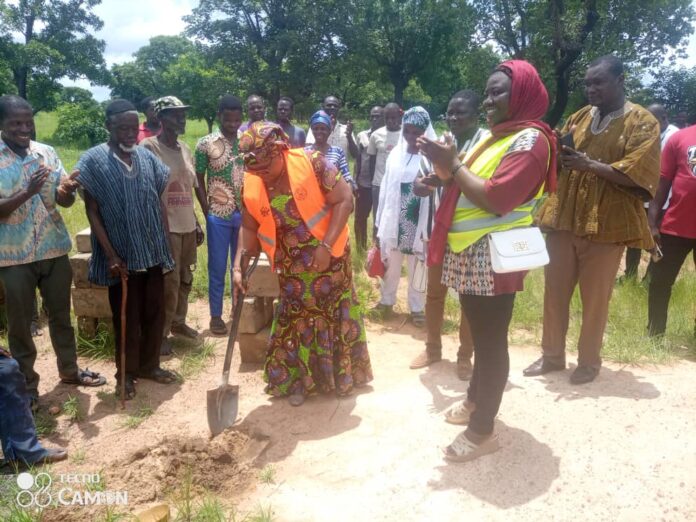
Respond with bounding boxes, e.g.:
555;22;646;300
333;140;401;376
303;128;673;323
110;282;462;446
136;123;159;144
659;126;696;239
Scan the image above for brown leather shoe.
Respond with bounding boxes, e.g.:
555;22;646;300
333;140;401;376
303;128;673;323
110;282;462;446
409;351;441;369
209;317;228;335
457;359;473;380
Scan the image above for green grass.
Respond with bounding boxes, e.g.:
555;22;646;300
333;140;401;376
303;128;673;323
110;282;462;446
258;465;276;485
178;340;217;381
119;401;154;430
34;410;57;437
62;395;83;422
76;322;115;360
69;447;86;464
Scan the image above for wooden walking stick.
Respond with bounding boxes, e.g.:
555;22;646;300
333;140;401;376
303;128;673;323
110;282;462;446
119;272;128;410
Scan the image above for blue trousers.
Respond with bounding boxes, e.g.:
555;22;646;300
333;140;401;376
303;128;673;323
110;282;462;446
207;212;241;318
0;355;47;464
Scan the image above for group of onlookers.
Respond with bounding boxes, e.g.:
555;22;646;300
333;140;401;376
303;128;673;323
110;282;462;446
1;50;694;468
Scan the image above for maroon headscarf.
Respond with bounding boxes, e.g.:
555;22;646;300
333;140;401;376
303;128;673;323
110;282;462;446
427;59;557;266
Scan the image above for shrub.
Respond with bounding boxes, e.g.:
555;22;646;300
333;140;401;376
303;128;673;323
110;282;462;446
53;102;108;147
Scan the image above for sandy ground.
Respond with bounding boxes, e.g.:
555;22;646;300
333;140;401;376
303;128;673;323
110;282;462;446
10;297;696;522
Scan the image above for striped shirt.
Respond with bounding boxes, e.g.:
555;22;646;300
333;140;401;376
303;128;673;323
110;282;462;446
304;145;355;188
76;144;174;286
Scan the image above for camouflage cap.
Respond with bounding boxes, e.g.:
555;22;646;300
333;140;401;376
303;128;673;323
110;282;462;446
153;96;190;116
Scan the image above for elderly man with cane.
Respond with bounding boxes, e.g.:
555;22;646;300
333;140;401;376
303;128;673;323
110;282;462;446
76;99;177;400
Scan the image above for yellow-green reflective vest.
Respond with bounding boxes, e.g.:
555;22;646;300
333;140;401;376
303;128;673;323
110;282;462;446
448;129;547;253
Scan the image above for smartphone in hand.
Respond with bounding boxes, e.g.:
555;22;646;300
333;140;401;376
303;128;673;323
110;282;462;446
560;132;575;150
421;175;442;187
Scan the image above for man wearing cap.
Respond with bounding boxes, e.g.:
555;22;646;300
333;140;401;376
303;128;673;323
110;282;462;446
141;97;204;355
76;99;177;400
0;95;106;410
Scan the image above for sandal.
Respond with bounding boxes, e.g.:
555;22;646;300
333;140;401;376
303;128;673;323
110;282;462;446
60;368;107;387
443;432;500;463
115;376;136;401
138;368;178;384
444;401;474;425
411;311;425;328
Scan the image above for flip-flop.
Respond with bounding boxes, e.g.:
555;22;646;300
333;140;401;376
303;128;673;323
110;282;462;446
60;368;107;387
443;432;500;463
138;368;178;384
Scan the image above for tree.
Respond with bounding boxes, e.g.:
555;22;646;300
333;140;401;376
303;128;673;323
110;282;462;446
59;86;95;105
109;36;196;104
344;0;478;106
164;51;242;133
185;0;350;105
472;0;695;125
0;0;107;112
53;100;108;147
649;66;696;120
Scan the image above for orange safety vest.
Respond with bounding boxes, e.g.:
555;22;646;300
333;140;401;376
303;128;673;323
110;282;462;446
243;148;349;268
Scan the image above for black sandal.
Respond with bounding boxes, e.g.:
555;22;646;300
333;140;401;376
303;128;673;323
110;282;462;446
60;368;107;387
115;376;136;400
138;367;178;384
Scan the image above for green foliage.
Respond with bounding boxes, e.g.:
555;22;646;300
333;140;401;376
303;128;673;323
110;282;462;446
53;101;108;147
0;0;107;112
471;0;695;125
649;66;696;119
62;394;83;422
76;322;115;361
119;401;154;430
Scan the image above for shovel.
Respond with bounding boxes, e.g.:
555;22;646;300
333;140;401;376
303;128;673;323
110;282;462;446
207;255;259;437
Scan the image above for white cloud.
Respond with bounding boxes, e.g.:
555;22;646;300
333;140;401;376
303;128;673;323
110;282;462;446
61;0;199;100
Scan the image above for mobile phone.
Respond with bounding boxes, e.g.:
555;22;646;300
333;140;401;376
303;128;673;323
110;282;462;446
421;175;442;187
560;132;575;150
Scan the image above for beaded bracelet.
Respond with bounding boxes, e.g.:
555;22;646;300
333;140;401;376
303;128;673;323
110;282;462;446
451;163;464;177
319;240;333;251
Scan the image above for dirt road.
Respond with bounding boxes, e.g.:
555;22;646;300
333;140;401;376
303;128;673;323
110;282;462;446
15;301;696;521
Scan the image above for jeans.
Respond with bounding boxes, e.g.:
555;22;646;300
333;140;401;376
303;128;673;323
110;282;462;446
648;233;696;336
462;293;515;436
206;212;241;318
0;355;47;464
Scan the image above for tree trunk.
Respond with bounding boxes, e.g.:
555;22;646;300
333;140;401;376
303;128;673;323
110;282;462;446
14;67;28;100
546;71;570;128
393;79;407;107
206;116;215;134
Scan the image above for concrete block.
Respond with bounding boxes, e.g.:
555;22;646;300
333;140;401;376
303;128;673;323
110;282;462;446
77;317;113;339
72;287;111;318
238;327;271;364
238;297;268;334
75;227;92;253
246;255;279;297
70;253;91;288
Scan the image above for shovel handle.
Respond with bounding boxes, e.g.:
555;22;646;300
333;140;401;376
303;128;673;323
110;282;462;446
119;273;128;410
220;255;259;385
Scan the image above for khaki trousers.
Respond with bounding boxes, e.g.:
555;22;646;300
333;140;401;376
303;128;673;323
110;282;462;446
541;231;624;368
425;262;473;361
163;231;197;337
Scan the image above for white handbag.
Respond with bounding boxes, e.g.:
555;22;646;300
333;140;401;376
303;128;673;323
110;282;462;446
488;227;549;273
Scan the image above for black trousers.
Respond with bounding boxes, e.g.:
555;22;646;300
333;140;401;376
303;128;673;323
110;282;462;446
648;233;696;336
461;292;516;436
354;187;372;252
108;267;165;380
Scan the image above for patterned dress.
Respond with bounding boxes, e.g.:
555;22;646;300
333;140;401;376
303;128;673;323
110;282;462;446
397;181;420;254
264;154;373;397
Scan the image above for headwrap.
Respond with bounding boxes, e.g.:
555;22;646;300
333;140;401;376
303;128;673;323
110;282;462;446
239;121;290;166
309;110;332;128
428;59;557;266
402;106;431;131
105;99;137;119
376;106;437;261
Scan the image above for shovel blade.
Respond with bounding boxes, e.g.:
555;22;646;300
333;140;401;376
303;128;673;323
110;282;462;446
207;384;240;437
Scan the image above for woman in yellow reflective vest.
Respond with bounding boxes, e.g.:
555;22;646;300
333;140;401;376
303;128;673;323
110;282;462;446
418;60;557;462
233;122;373;407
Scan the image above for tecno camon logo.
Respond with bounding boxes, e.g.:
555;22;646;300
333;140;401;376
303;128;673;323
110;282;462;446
16;472;53;508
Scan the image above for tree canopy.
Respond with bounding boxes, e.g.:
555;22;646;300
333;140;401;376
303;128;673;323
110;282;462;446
0;0;107;112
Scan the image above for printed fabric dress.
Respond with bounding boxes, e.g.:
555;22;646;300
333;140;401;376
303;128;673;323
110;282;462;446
264;152;373;397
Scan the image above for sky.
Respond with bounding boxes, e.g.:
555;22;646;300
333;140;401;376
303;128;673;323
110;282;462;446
65;0;696;102
61;0;198;101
